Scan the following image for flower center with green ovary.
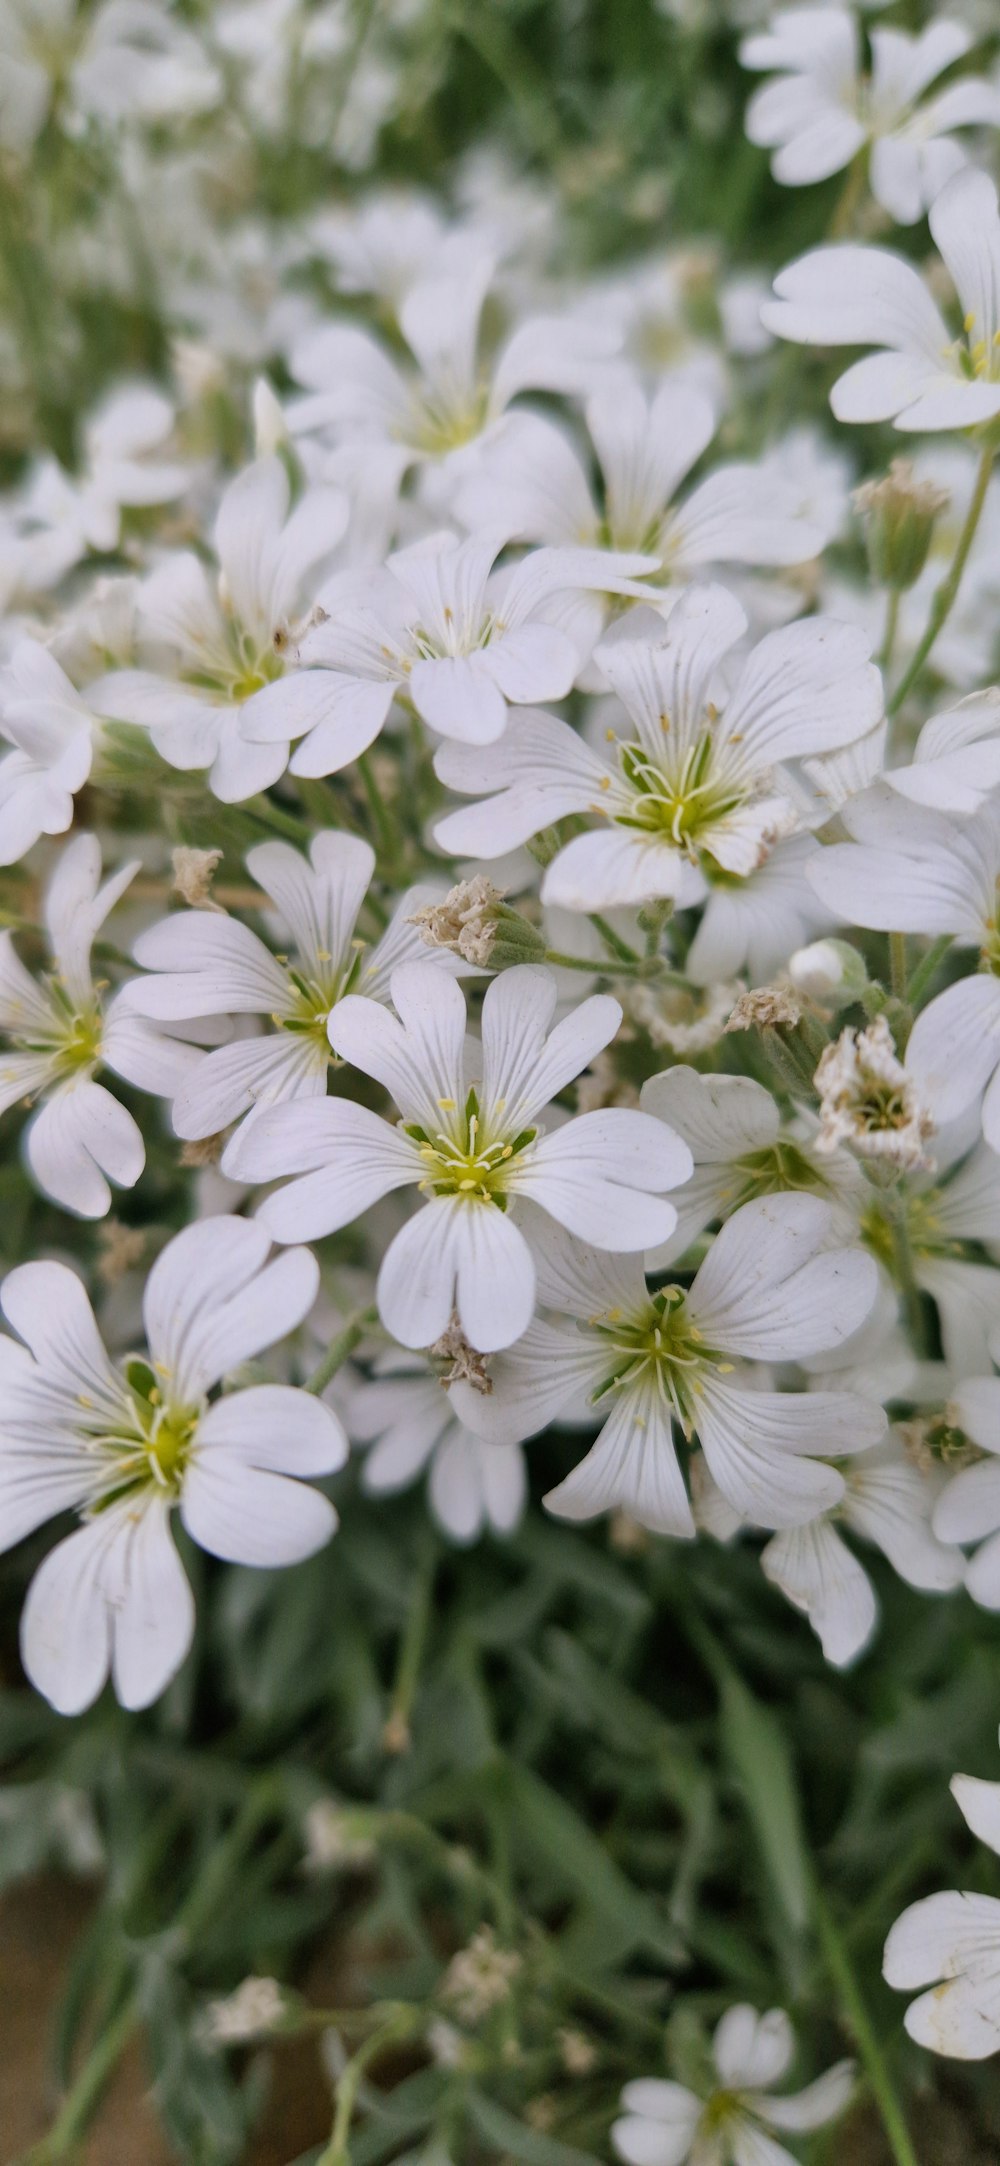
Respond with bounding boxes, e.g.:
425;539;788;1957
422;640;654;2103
404;1088;536;1205
87;1365;200;1510
46;1005;104;1077
408;383;490;457
277;954;362;1051
956;324;1000;383
616;733;744;851
592;1285;724;1433
732;1139;828;1201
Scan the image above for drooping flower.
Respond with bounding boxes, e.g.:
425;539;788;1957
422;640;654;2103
433;584;883;924
933;1371;1000;1609
222;962;693;1352
884;1753;1000;2058
0;1216;346;1713
456;1199;882;1536
612;2005;854;2166
0;834;201;1217
118;831;466;1143
741;12;1000;224
761;169;1000;432
239;531;655;775
347;1350;526;1544
761;1431;964;1667
92;456;349;801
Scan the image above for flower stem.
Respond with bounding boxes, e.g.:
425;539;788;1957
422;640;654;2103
888;448;995;716
814;1889;921;2166
23;1995;137;2163
306;1306;379;1396
383;1532;437;1753
889;932;908;1004
315;2004;422;2166
879;587;900;674
905;934;952;1011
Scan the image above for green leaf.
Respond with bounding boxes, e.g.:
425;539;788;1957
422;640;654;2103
466;2087;604;2165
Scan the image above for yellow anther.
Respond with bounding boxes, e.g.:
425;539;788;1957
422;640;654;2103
438;1097;456;1110
965;311;977;333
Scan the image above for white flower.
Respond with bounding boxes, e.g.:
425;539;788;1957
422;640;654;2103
240;531;655;774
761;1431;964;1667
885;687;1000;814
808;791;1000;1147
92;456;349;802
119;831;466;1142
761;168;1000;431
22;385;191;558
0;0;218;155
347;1353;526;1544
884;1754;1000;2058
639;1061;862;1261
0;834;200;1217
741;12;1000;223
612;2005;854;2166
934;1372;1000;1609
285;256;621;489
222;963;693;1353
0;1216;346;1713
433;584;882;924
0;642;99;866
457;1198;882;1537
455;378;824;576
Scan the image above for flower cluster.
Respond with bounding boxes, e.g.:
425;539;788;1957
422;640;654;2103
4;0;1000;2153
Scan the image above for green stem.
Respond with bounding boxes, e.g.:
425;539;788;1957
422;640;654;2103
244;793;311;841
879;587;901;674
905;934;952;1010
590;913;640;965
889;932;908;1004
357;752;398;869
306;1306;379;1396
827;147;869;238
316;2006;421;2166
814;1891;920;2166
384;1536;437;1751
24;1995;137;2164
888;449;995;716
889;1205;926;1354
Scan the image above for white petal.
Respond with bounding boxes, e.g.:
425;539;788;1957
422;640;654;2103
545;1376;695;1538
25;1082;144;1219
516;1110;691;1249
329;963;467;1128
142;1216;318;1398
542;828;686;912
377;1196;535;1353
761;1521;877;1667
906;977;1000;1128
479;966;619;1130
713;2005;793;2090
758;2061;855;2134
688;1194;877;1358
223;1098;417;1240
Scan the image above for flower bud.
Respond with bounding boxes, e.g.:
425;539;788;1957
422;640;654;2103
853;461;949;591
788;938;868;1003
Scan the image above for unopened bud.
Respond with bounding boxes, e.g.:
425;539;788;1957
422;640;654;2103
853;461;949;591
788;938;868;1003
410;879;545;970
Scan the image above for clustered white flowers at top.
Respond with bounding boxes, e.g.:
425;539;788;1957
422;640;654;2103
5;0;1000;2105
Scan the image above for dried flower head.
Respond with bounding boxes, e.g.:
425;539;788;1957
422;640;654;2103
410;877;507;966
725;984;803;1033
815;1017;935;1170
95;1219;147;1286
203;1976;288;2044
430;1314;493;1395
303;1798;377;1874
440;1926;522;2024
171;845;225;910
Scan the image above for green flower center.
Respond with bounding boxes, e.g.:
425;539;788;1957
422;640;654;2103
591;1284;727;1434
407;382;491;457
731;1138;829;1204
404;1088;536;1206
276;950;364;1052
615;729;745;854
86;1359;201;1510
